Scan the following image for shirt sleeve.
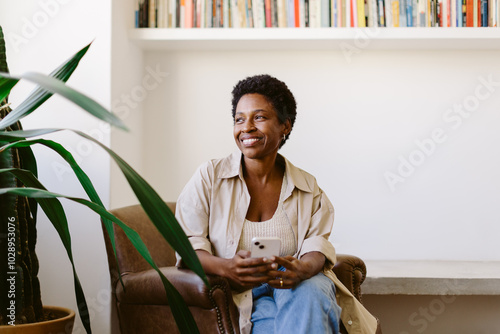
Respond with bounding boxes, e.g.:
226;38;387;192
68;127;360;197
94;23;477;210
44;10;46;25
298;185;337;270
175;161;214;266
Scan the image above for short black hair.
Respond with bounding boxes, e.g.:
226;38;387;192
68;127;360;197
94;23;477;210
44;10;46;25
231;74;297;148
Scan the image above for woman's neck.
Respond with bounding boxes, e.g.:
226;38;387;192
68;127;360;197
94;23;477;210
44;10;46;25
242;153;285;184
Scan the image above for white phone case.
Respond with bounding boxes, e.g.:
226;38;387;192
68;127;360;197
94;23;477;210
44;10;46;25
250;237;281;258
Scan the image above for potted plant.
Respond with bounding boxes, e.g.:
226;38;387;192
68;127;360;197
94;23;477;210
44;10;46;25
0;26;206;333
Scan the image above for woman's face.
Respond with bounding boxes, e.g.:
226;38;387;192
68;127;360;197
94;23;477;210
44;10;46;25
233;93;289;161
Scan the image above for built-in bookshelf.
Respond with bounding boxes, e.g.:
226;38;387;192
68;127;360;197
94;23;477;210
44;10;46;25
129;27;500;50
135;0;500;28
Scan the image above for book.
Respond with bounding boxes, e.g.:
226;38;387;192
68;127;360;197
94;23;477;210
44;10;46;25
277;0;287;26
231;0;240;27
272;0;279;26
451;0;456;26
406;0;413;25
246;0;254;27
417;0;425;26
358;0;367;26
345;0;351;26
481;0;488;25
441;0;448;25
457;0;463;26
392;0;400;25
322;0;331;26
386;0;393;25
258;0;267;27
473;0;478;26
399;0;408;25
288;0;297;26
488;0;497;26
296;0;301;26
264;0;272;26
378;0;386;25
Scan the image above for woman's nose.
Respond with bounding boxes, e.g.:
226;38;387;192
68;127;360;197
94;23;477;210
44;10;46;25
242;119;256;132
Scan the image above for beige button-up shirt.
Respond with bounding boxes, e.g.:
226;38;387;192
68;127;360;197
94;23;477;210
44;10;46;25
176;151;377;334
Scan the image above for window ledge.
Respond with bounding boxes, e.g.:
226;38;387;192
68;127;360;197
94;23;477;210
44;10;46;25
363;261;500;295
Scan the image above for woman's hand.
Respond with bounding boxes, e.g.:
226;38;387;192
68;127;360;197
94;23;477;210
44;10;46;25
196;250;277;292
266;252;326;289
222;250;278;291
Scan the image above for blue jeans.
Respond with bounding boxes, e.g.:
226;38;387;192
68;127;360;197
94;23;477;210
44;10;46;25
251;272;342;334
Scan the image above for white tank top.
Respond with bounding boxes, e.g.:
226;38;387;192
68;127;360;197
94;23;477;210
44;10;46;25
237;173;297;257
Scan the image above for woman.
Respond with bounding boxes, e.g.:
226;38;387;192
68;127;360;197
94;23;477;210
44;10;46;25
175;75;377;334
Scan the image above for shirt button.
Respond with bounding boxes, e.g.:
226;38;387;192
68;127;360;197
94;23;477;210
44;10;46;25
228;240;234;245
347;320;353;326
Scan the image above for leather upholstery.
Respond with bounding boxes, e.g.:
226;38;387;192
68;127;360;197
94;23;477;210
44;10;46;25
102;203;380;333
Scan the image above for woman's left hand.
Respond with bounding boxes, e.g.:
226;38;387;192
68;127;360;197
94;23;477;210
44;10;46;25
266;251;326;289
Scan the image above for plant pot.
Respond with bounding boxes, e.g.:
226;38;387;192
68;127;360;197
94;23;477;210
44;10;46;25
0;306;75;334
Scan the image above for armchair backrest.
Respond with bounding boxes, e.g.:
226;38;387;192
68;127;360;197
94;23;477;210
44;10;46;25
102;202;178;285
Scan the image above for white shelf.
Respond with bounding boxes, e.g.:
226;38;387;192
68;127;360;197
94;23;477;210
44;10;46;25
363;260;500;295
129;27;500;51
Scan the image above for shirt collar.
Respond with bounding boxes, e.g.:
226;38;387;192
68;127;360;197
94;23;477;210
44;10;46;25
218;151;313;193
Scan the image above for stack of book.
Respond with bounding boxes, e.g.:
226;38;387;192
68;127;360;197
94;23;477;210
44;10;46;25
135;0;499;27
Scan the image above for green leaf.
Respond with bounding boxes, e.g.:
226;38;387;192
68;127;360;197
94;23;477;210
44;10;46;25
0;43;91;130
1;138;123;287
0;128;208;287
0;71;127;131
0;184;200;334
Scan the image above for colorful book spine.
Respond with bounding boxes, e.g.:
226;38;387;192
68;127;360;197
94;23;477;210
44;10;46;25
466;0;473;25
265;0;272;26
357;0;367;25
322;0;331;26
406;0;413;25
481;0;488;25
377;0;385;25
300;0;306;26
393;0;400;25
350;0;357;25
288;0;296;27
277;0;287;26
457;0;463;26
473;0;478;26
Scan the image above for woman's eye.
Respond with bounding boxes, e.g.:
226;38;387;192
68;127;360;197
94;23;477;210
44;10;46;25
235;118;244;124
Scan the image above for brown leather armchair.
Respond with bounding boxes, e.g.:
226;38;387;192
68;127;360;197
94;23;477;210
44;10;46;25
102;203;378;334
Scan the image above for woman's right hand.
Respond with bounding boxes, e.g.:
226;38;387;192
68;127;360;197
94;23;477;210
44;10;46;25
222;250;277;292
195;249;277;292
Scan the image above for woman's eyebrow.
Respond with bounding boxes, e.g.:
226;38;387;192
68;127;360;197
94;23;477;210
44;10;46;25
235;109;269;115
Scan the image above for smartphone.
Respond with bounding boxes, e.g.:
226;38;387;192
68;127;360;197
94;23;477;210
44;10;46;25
250;237;281;258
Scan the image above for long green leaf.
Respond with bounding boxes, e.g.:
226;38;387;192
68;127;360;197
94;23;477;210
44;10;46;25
0;168;91;333
0;72;127;131
1;138;124;287
0;43;91;130
0;185;200;334
0;129;208;287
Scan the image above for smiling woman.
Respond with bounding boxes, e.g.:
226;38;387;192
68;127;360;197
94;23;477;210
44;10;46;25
174;74;378;334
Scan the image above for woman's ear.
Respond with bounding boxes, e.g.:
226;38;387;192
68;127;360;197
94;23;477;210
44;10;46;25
283;119;292;135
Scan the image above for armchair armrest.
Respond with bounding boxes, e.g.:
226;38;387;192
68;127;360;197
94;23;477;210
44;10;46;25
116;267;234;308
332;254;367;303
115;267;240;334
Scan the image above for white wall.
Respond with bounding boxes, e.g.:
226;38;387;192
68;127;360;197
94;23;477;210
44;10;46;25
109;0;145;209
142;49;500;262
1;1;112;333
